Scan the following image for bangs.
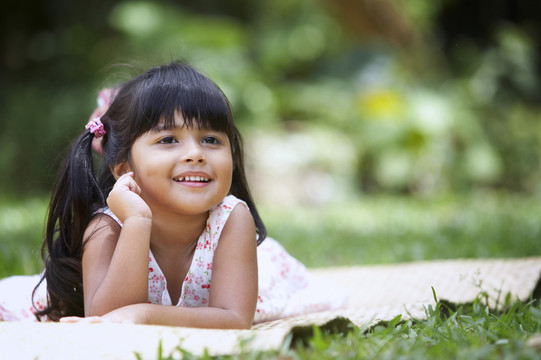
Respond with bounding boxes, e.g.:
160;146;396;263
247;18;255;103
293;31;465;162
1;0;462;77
143;83;234;134
120;62;235;138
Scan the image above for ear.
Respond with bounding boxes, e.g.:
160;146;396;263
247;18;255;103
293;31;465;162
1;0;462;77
111;162;132;180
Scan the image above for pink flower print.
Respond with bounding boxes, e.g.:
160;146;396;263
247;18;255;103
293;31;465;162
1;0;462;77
185;272;194;283
201;284;210;289
194;275;203;285
35;300;45;310
203;239;211;249
193;295;200;302
207;263;213;270
202;298;208;305
223;204;231;210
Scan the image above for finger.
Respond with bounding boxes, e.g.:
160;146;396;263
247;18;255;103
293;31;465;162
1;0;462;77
121;177;141;194
118;172;134;181
59;316;82;323
60;316;99;323
116;173;140;193
61;316;108;324
127;178;141;194
84;316;109;323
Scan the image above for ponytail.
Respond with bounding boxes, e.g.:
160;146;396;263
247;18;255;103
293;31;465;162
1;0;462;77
34;131;106;321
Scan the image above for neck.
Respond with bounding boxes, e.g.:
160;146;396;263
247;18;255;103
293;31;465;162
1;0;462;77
149;209;209;256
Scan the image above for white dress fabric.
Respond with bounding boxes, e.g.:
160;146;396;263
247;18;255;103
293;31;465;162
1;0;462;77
0;195;347;323
0;274;47;321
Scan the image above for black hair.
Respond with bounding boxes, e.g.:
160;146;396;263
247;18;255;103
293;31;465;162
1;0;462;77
34;60;266;321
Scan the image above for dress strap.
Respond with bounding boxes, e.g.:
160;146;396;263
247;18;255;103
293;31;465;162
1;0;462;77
95;207;123;227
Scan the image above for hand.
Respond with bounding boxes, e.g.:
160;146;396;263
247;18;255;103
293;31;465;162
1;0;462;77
107;172;152;223
60;315;113;324
60;305;146;325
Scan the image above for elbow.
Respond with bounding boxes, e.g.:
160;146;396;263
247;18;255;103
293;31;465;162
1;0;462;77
228;313;254;330
227;322;252;330
208;308;253;329
233;321;253;330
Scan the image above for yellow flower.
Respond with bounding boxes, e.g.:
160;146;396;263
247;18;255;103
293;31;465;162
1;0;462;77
357;89;405;120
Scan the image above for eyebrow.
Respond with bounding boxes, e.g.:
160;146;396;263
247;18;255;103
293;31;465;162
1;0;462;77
150;123;222;134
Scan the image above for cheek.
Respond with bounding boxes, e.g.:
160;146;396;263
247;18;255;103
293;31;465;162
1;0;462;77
221;156;234;187
130;157;164;188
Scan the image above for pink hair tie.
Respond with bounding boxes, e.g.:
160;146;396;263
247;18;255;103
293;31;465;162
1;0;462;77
85;117;106;138
86;88;117;154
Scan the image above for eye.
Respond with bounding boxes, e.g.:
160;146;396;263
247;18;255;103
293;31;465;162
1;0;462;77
202;136;221;145
158;136;178;144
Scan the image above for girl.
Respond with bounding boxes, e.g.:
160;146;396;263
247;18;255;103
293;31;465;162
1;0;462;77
0;61;346;327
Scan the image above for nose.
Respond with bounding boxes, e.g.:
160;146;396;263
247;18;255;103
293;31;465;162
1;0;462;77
181;139;206;164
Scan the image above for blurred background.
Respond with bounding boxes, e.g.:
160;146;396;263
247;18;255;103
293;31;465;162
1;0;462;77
1;0;540;275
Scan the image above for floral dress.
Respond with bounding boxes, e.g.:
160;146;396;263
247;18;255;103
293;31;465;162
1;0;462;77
0;195;346;323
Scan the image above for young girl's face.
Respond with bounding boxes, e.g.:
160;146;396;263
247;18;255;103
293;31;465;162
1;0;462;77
125;113;233;216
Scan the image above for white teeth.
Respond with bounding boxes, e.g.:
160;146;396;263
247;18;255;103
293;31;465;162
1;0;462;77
174;176;209;182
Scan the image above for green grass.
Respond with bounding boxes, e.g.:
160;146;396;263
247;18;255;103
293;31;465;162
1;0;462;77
156;297;541;359
2;191;541;358
284;297;541;360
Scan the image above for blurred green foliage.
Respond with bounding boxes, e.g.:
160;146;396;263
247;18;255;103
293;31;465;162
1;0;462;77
0;0;540;197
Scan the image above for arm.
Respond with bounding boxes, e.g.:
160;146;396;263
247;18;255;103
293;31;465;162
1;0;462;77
72;203;258;329
82;172;153;316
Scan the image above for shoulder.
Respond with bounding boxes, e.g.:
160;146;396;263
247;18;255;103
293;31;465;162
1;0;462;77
208;195;250;231
217;195;253;233
216;195;248;212
219;202;256;245
228;201;254;227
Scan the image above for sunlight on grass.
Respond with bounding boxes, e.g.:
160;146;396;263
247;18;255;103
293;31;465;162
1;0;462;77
289;298;541;360
261;191;541;267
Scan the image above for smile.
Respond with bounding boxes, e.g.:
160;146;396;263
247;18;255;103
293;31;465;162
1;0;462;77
173;176;210;182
